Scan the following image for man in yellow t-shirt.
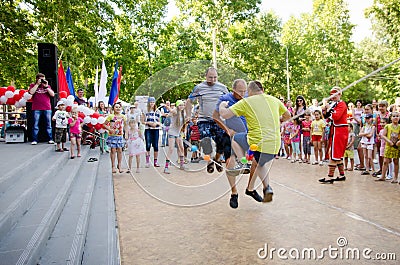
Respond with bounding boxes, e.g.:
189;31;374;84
219;81;290;203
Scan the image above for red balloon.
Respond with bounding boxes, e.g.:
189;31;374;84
59;91;67;98
6;86;15;92
6;97;15;105
94;123;103;130
66;106;72;112
13;94;22;101
0;87;6;96
78;112;85;119
91;112;100;118
19;89;26;97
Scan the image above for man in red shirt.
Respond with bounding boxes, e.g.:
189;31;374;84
29;73;55;145
319;87;349;183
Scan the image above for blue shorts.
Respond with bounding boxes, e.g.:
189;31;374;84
232;132;249;155
253;152;275;167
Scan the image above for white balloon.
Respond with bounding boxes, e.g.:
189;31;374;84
88;109;95;116
0;95;6;104
77;105;85;112
61;98;67;104
14;90;20;95
67;95;75;102
66;99;74;107
83;116;91;124
23;92;32;100
98;129;106;133
91;118;98;125
82;107;91;116
97;116;106;124
15;101;21;108
5;91;14;98
19;98;27;107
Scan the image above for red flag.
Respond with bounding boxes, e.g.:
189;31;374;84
114;66;122;104
58;60;70;97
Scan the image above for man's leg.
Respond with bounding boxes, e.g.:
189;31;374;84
45;110;53;142
253;152;275;202
32;110;41;143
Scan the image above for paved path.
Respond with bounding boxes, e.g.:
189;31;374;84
114;151;400;264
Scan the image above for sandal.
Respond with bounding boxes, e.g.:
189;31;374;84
55;149;63;152
112;168;117;174
70;156;75;159
375;178;385;181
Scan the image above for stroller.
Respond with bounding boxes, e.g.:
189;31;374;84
85;126;100;150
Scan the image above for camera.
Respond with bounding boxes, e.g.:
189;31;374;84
40;79;47;84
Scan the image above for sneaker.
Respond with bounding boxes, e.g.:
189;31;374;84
31;141;38;145
191;158;200;163
291;159;295;163
243;163;251;174
319;161;323;166
136;168;141;173
48;140;55;144
145;163;150;168
312;161;318;165
286;156;291;160
373;159;378;164
154;162;160;167
163;167;170;174
386;175;393;180
372;170;381;177
245;189;263;202
226;162;248;176
229;194;238;209
262;185;274;202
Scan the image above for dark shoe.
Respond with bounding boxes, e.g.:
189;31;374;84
215;161;223;172
372;171;381;177
229;194;238;209
207;162;214;173
70;156;75;159
319;177;334;184
355;167;366;171
63;148;69;151
361;171;370;175
245;189;263;202
262;185;274;202
333;176;346;181
55;149;63;152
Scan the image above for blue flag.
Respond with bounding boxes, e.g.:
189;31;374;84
66;66;75;97
108;62;119;106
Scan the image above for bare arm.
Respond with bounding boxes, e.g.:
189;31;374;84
218;101;235;119
185;99;193;118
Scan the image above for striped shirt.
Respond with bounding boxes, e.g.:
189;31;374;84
144;110;161;130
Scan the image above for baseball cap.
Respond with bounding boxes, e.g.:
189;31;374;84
175;99;184;106
56;101;65;107
330;86;342;95
148;97;156;103
365;114;373;119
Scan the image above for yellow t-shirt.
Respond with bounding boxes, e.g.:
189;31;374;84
311;119;326;136
230;94;287;154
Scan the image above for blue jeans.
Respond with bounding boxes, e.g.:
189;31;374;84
145;129;159;152
33;110;53;142
161;127;169;146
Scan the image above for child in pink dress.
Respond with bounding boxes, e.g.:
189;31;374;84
126;119;146;173
68;108;83;159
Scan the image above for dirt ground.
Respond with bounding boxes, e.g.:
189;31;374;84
113;156;400;265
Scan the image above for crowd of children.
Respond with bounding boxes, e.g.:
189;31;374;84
278;97;400;184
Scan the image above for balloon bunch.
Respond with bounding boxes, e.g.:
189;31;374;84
240;144;258;164
0;86;32;108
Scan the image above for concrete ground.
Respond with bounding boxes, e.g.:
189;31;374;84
114;152;400;265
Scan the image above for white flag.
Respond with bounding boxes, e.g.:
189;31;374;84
98;60;108;104
94;65;99;106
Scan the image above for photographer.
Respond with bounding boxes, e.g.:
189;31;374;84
28;73;55;145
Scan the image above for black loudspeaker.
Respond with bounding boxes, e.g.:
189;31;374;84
26;43;58;142
38;43;58;93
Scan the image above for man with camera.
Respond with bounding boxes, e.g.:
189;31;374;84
29;73;55;145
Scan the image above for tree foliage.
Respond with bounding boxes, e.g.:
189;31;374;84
1;0;400;105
